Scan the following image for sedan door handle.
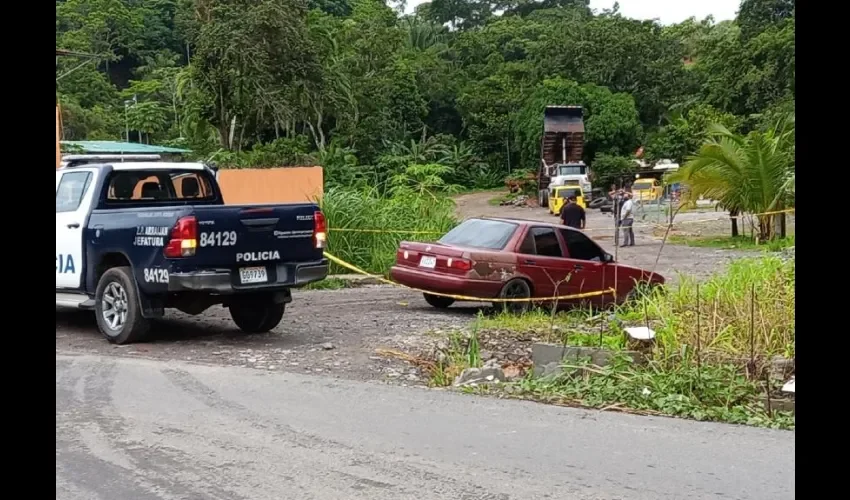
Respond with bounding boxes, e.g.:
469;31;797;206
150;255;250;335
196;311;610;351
66;223;80;229
573;264;584;270
524;259;536;265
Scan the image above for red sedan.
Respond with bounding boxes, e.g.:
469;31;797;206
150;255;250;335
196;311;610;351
390;217;664;312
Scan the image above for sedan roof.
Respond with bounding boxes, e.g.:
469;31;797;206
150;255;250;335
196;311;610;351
476;216;583;233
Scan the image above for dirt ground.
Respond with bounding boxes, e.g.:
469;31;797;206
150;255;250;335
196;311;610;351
56;190;785;384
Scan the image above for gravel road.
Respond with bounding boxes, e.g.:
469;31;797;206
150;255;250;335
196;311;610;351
57;286;473;383
56;354;794;500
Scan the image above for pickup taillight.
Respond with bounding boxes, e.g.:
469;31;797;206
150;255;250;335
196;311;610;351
313;211;327;249
163;216;198;258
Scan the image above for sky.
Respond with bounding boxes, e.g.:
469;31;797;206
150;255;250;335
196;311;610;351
403;0;741;26
588;0;739;25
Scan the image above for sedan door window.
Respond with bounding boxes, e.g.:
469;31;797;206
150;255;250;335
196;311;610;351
520;227;564;257
560;229;605;261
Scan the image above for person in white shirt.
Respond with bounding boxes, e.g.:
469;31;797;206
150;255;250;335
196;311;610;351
620;192;635;247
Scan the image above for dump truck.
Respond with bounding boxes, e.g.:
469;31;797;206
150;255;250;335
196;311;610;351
537;106;590;208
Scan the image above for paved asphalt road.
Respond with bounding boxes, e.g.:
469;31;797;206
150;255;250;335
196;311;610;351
56;354;794;500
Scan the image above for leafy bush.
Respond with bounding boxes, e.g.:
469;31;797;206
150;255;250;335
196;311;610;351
208;137;316;168
504;168;537;195
590;153;635;190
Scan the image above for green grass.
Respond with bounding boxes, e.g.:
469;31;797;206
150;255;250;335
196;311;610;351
631;256;796;359
668;234;795;251
513;354;794;429
320;187;457;275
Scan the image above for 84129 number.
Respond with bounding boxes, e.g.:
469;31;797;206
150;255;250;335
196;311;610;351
143;268;169;284
200;231;237;247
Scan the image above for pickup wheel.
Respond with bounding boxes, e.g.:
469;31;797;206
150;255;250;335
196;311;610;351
229;302;285;334
95;266;150;344
423;293;455;309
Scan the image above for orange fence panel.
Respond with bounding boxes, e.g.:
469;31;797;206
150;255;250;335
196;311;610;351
216;167;324;205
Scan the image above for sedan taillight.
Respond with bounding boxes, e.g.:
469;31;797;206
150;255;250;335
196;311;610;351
447;258;472;271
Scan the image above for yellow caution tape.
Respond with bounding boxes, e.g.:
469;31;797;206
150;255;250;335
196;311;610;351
328;208;795;236
329;228;443;235
646;208;797;228
323;250;615;303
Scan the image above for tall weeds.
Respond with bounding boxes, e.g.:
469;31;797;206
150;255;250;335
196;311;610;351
320;186;457;274
621;256;795;360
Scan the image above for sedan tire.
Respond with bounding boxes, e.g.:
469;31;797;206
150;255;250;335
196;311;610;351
424;293;455;309
496;279;532;315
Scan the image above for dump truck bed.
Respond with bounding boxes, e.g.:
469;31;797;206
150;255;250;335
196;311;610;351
538;105;586;203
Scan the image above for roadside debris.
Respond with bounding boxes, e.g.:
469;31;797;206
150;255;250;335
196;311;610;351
453;360;506;387
500;194;530;207
375;348;435;372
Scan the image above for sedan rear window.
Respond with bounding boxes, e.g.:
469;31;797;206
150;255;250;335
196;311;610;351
439;219;518;250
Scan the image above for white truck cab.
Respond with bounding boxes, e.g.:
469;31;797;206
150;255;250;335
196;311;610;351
548;162;592;197
56;166;100;294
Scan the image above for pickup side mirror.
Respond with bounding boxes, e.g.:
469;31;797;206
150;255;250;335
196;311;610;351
602;253;614;263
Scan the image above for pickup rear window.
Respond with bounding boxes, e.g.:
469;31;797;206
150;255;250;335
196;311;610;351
106;170;215;203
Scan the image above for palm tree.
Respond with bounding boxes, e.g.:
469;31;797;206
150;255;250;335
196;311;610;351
671;119;794;241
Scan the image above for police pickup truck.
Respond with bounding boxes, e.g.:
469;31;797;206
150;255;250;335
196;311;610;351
56;161;328;344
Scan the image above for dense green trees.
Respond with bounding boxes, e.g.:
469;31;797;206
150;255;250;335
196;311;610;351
56;0;795;191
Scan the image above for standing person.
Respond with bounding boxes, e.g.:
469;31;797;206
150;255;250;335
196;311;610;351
611;188;624;246
620;192;635;247
560;195;586;230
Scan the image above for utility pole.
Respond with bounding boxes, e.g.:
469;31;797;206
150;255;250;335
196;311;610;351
56;49;101;167
124;95;138;143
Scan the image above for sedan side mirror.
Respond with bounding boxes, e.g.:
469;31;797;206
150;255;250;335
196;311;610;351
602;253;614;263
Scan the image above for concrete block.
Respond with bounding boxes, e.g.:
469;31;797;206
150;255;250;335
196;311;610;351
531;343;645;376
761;397;795;415
769;356;794;381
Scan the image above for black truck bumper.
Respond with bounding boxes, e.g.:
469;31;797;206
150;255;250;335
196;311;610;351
167;260;329;294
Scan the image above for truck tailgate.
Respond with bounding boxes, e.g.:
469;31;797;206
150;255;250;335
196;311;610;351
187;204;323;268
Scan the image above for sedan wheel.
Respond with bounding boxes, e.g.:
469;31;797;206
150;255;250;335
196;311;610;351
496;279;532;315
424;293;455;309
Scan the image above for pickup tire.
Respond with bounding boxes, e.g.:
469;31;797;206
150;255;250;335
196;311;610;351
94;266;150;344
229;302;285;334
540;190;550;208
423;293;455;309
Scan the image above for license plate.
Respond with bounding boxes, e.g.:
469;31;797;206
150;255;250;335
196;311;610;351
239;266;268;284
419;256;437;269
